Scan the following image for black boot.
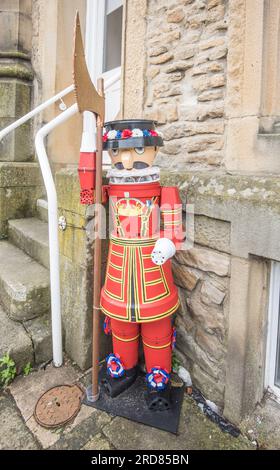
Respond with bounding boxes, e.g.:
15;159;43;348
145;382;172;411
100;364;138;398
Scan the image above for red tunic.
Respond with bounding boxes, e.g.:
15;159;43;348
100;181;182;323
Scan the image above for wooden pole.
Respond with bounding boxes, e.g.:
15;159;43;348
91;77;104;400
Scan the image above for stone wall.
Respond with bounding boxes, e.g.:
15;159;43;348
174;242;230;407
0;0;44;237
0;0;34;161
143;0;228;170
0;162;44;238
160;170;275;420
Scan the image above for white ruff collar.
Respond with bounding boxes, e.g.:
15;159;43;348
107;166;160;184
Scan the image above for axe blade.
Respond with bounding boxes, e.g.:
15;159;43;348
73;12;105;121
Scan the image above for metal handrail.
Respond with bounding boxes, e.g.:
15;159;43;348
0;70;120;367
0;85;75;142
35;103;79;367
0;84;76;367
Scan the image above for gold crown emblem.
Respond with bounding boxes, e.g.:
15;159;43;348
116;199;143;216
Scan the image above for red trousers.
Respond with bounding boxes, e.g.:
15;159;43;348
111;317;173;373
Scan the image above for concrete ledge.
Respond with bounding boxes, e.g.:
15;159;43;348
0;162;42;187
160;170;280;260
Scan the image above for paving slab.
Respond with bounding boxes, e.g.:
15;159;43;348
240;393;280;450
82;432;112;450
50;409;113;450
65;402;98;434
102;395;254;451
26;415;62;449
8;359;80;422
27;404;112;450
0;392;39;450
8;360;111;449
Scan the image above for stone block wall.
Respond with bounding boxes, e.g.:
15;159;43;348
159;170;277;418
0;0;34;162
0;163;44;238
144;0;228;169
173;237;230;407
0;1;44;238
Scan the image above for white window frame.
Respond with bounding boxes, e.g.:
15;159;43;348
85;0;106;80
265;261;280;399
82;0;122;165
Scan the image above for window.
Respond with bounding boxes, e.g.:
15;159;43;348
84;0;123;164
103;0;123;73
260;0;280;133
265;262;280;399
275;299;280;388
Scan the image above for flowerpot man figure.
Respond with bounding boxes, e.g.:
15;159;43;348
79;119;183;411
102;119;184;410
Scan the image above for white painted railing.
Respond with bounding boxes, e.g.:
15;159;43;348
0;85;75;142
0;71;120;368
35;103;78;367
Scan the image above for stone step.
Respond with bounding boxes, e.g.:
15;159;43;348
0;306;52;372
24;312;52;364
8;217;49;269
36;198;48;223
0;305;33;372
0;240;50;321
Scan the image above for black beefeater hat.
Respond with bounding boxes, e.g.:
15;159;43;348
103;119;163;150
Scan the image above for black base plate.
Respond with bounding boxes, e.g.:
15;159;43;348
83;368;185;435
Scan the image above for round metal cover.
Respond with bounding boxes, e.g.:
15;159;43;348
34;384;84;428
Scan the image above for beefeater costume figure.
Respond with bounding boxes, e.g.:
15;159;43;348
79;119;183;410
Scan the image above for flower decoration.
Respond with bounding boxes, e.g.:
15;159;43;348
104;128;160;140
146;367;170;390
106;353;125;378
132;128;143;137
121;129;133;139
107;130;118;139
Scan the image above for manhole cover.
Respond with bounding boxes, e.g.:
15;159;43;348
34;384;84;429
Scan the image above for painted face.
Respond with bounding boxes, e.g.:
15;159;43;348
108;146;158;170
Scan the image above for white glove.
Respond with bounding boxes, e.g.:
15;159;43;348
151;238;176;266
